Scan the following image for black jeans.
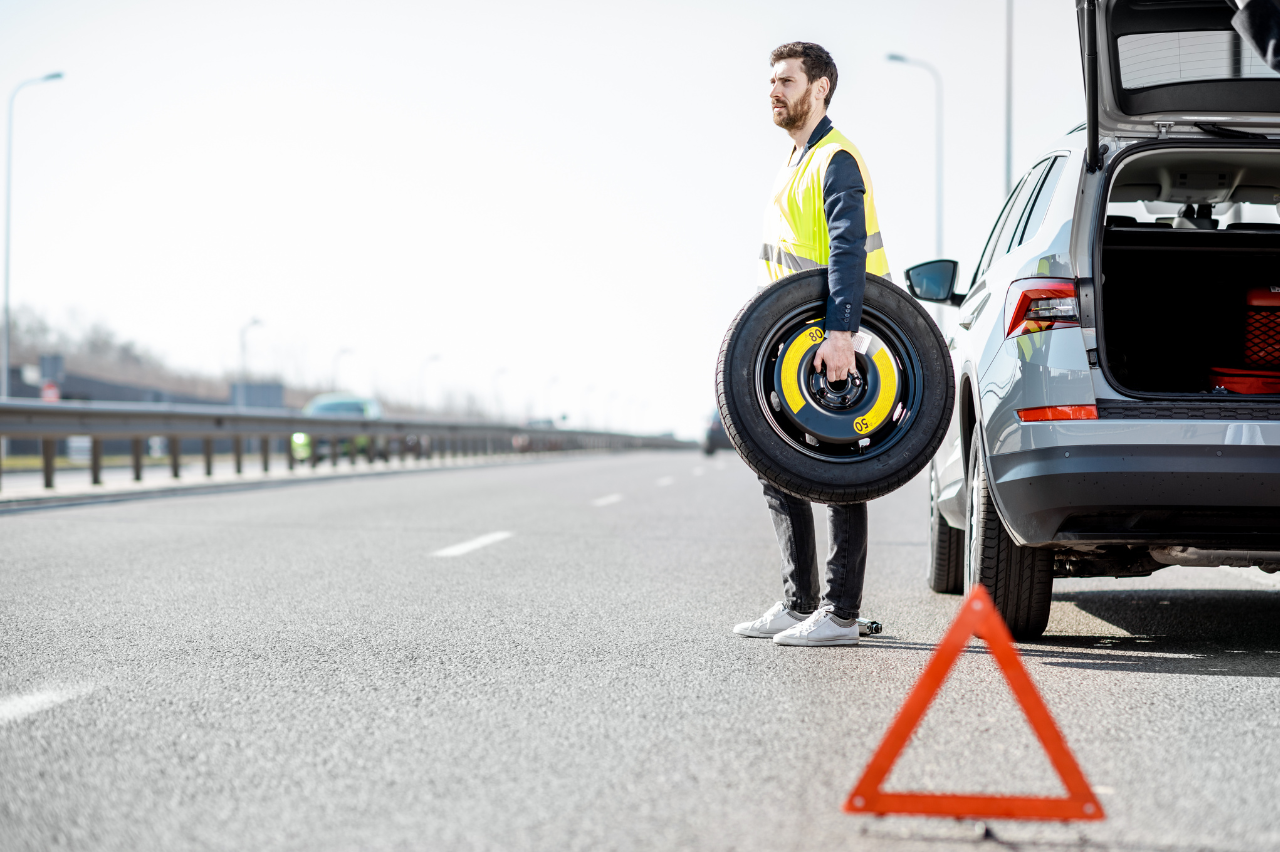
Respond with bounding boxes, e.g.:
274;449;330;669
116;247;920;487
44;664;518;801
760;477;868;620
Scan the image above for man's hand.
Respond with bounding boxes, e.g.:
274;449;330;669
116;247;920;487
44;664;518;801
813;330;858;383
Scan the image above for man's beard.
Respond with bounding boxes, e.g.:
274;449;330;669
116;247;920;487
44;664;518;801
772;86;812;131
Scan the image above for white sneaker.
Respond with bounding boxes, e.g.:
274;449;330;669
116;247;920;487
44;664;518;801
733;601;805;638
773;605;860;646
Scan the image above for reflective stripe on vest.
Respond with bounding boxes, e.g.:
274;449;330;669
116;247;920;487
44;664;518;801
760;127;889;284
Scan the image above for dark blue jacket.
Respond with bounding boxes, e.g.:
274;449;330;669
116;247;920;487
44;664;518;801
789;116;868;334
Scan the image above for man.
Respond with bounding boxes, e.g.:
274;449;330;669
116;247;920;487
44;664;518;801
733;42;888;647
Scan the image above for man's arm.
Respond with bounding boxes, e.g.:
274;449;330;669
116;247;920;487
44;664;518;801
813;150;867;382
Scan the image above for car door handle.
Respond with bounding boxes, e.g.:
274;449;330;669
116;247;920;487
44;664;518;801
958;292;990;330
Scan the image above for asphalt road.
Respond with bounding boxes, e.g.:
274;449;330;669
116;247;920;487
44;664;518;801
1;449;1278;852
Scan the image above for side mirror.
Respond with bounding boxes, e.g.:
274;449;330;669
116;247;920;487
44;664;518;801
905;259;959;303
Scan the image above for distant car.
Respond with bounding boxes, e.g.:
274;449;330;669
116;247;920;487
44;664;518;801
292;393;389;462
701;412;733;456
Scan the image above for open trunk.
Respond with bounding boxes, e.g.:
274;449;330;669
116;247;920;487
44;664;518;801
1099;145;1280;397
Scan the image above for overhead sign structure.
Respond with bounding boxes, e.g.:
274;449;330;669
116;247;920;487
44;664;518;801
844;586;1105;822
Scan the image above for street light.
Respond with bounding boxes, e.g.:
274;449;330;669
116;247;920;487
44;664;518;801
417;353;441;410
234;318;262;406
886;54;944;258
2;71;63;403
1005;0;1014;197
331;348;351;391
490;367;507;421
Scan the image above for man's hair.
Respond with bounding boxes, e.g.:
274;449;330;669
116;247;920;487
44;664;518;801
770;42;838;108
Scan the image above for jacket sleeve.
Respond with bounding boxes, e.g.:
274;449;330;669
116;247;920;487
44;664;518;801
822;150;867;334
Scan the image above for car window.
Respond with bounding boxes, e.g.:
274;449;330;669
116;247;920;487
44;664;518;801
1015;156;1067;248
973;176;1028;285
993;159;1051;259
310;401;366;415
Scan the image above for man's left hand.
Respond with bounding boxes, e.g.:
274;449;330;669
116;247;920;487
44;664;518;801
813;330;858;383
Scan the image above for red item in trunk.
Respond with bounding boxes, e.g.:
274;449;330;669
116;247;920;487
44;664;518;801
1208;287;1280;393
1209;367;1280;394
1244;285;1280;368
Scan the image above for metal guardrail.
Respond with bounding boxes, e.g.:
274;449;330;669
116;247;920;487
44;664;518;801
0;399;693;491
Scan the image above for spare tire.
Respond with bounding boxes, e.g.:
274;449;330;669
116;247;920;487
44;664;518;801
716;269;954;503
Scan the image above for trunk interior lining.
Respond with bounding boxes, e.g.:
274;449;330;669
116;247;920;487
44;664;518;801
1101;228;1280;396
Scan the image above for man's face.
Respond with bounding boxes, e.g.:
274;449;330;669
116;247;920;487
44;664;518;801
769;58;813;131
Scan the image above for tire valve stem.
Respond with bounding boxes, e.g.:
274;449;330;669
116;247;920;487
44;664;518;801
770;392;782;412
892;402;905;423
857;437;871;453
805;433;819;447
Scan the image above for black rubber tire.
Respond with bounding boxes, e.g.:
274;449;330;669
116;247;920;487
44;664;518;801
716;269;954;503
963;424;1053;639
928;461;964;594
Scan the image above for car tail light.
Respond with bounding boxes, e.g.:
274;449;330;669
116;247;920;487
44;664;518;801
1016;405;1098;422
1005;278;1078;338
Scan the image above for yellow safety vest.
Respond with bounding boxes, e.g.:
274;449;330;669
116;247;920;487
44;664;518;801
760;126;889;283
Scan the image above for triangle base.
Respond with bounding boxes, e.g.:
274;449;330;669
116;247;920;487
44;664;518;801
842;586;1105;823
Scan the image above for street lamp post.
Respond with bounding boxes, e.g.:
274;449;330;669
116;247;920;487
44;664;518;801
886;55;944;258
236;317;262;406
417;353;441;410
1005;0;1014;196
331;348;351;391
490;367;507;421
2;71;63;404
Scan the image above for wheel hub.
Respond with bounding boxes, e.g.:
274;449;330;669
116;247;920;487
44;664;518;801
770;321;903;445
808;371;863;410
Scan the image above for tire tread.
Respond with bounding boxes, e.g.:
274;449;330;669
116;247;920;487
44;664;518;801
968;425;1053;639
715;271;953;504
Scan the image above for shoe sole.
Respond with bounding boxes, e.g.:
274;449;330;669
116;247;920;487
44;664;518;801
733;628;784;638
773;636;860;646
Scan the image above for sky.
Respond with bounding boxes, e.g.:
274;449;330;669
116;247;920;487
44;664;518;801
0;0;1084;437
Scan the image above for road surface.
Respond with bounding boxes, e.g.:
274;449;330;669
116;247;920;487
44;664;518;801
1;450;1277;851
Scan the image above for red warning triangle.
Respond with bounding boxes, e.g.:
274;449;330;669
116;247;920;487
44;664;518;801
844;586;1104;821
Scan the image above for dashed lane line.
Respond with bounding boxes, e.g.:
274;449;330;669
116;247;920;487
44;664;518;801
591;494;624;507
655;477;674;487
432;531;513;557
0;684;93;726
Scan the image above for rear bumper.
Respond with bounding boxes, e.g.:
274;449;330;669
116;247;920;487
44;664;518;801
988;443;1280;547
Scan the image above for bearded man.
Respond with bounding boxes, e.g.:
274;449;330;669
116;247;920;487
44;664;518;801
733;42;889;647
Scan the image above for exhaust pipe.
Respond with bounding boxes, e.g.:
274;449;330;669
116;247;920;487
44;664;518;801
1149;547;1280;573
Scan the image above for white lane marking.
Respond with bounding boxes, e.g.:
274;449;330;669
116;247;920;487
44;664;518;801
691;467;705;476
0;684;93;726
432;531;513;557
1093;785;1116;795
1215;565;1280;589
655;477;674;487
591;493;623;507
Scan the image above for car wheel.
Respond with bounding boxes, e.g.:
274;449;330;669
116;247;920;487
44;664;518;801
928;461;964;594
963;423;1053;639
716;269;955;503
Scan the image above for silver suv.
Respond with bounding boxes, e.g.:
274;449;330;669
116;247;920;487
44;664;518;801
906;0;1280;638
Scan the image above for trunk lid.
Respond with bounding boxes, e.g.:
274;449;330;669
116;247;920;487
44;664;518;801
1079;0;1280;140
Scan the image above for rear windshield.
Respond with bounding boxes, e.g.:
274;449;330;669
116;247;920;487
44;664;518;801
1118;31;1280;89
